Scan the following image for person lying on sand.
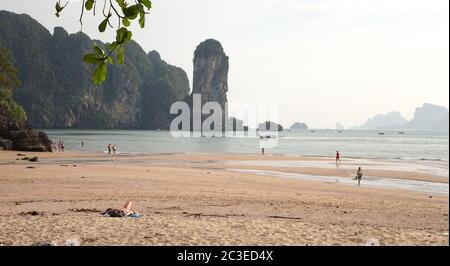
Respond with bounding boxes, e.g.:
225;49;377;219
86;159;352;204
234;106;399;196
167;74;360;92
101;201;142;218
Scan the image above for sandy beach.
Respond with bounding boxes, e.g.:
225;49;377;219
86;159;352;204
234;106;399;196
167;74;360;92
0;151;448;246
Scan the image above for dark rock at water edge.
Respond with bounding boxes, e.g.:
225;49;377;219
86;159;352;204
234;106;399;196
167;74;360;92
0;137;12;150
0;127;52;152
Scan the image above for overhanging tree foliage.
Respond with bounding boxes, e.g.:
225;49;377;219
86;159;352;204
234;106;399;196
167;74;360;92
55;0;152;85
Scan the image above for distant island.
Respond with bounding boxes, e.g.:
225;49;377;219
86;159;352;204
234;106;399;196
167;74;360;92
359;104;449;131
290;122;308;130
359;111;408;130
258;121;283;132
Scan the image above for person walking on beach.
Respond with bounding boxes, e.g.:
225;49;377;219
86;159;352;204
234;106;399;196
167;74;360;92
61;141;65;152
355;167;363;186
81;141;84;150
108;144;112;155
336;150;341;164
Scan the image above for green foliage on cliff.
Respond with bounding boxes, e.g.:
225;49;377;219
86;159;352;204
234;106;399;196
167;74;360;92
0;11;190;129
0;48;26;129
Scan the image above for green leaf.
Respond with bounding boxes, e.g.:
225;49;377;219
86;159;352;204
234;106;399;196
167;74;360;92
122;18;131;27
98;18;108;32
55;2;63;12
123;5;140;20
139;11;145;28
83;53;101;64
107;56;114;64
85;0;95;11
109;41;118;51
55;1;65;17
116;27;132;44
116;0;127;9
139;0;152;10
124;31;132;42
92;62;107;85
94;44;105;56
117;46;125;64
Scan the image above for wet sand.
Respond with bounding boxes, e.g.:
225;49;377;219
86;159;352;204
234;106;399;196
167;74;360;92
0;151;448;245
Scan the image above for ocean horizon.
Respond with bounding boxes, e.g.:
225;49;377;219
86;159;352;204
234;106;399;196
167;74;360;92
43;129;449;161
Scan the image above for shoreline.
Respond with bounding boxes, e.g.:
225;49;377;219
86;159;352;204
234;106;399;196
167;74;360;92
0;150;448;245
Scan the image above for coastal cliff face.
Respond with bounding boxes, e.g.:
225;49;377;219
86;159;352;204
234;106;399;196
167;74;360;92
191;39;229;109
0;52;52;151
0;11;190;129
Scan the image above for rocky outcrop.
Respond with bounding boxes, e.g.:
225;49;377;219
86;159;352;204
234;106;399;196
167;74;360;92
0;137;12;150
185;39;230;131
403;103;449;130
192;39;229;108
359;111;407;130
0;11;190;129
0;127;52;152
258;121;283;132
290;122;308;130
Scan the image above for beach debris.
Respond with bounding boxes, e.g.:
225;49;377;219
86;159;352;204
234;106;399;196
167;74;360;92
60;164;69;167
184;213;203;218
20;211;45;216
21;157;30;160
364;238;380;246
17;153;26;156
184;212;243;218
29;156;38;162
267;215;302;220
73;165;77;167
69;208;101;213
31;241;56;246
429;195;433;199
26;166;36;169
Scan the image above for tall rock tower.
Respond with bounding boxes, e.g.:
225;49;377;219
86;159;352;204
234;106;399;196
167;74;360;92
189;39;229;132
192;39;229;108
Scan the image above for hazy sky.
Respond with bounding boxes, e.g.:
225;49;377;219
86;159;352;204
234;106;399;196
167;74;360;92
2;0;449;128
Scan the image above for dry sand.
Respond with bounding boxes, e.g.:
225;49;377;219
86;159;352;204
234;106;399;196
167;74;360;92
0;151;448;246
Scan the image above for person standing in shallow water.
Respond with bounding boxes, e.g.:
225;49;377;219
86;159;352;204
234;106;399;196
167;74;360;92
107;144;112;155
336;150;341;164
355;167;363;186
112;144;117;155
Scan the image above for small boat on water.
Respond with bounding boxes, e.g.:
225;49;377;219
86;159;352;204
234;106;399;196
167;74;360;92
377;132;385;135
398;131;405;134
337;130;343;133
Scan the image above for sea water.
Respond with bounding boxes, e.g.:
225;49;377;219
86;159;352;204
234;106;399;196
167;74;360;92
43;129;449;161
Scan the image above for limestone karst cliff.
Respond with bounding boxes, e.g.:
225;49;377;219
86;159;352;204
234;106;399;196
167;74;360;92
0;11;190;129
185;39;230;131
